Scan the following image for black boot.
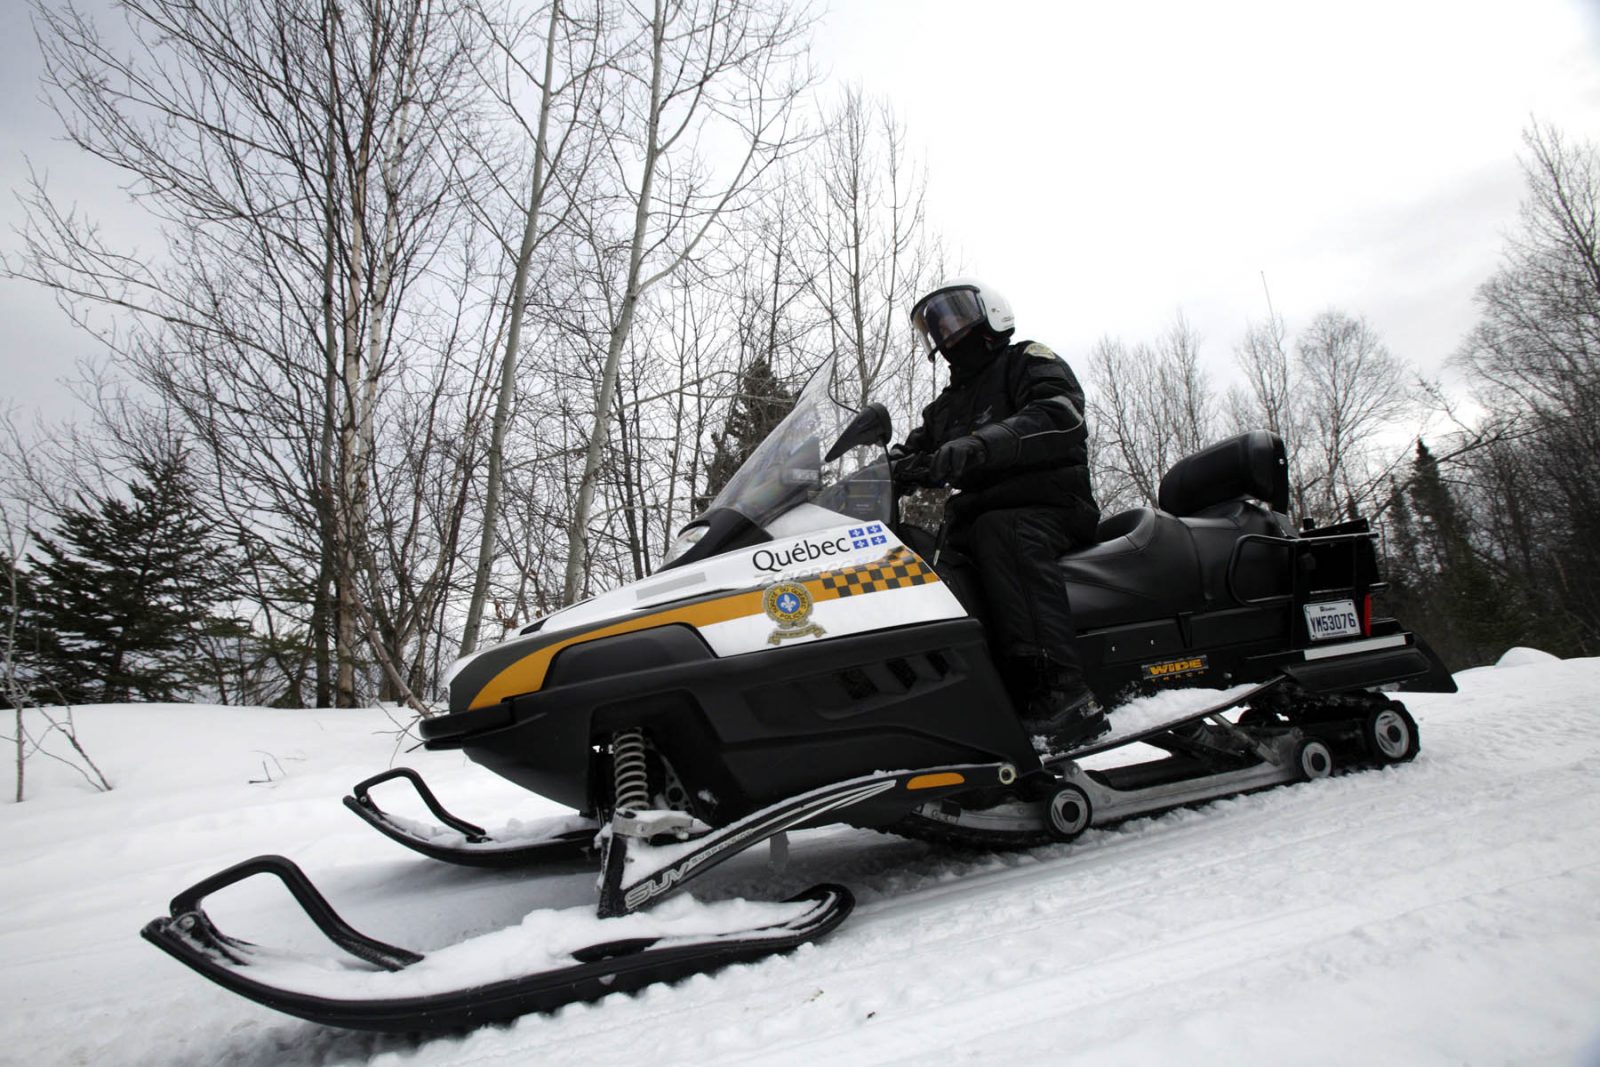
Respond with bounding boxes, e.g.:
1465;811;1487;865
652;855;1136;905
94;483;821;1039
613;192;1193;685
1019;663;1109;753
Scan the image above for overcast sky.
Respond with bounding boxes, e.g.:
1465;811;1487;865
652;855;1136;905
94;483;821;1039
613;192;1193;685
815;0;1600;390
3;0;1599;425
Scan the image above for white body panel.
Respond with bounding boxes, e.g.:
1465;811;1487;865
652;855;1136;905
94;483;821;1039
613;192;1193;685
443;510;968;687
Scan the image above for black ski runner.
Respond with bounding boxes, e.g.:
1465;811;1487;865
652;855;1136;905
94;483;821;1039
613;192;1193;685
141;854;850;1032
343;768;600;869
142;763;1011;1030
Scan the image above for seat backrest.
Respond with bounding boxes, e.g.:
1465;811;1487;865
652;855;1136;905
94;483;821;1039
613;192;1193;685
1158;430;1288;517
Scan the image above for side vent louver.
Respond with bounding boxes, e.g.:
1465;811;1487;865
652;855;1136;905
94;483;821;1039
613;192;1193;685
837;667;877;700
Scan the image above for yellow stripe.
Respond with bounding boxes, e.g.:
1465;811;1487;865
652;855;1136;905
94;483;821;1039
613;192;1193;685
906;772;965;790
470;547;940;710
470;589;769;709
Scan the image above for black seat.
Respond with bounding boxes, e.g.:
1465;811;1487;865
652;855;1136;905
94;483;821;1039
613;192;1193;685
1158;430;1288;517
1057;507;1204;628
1057;431;1294;629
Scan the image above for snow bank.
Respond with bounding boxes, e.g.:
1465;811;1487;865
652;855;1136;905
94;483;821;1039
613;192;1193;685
1495;645;1562;668
4;656;1600;1066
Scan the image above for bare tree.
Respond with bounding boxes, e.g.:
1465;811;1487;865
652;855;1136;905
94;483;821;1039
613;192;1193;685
9;0;496;706
1227;309;1412;522
802;85;935;407
1293;310;1411;519
1228;312;1297;442
1;421;112;801
1088;312;1216;510
1452;122;1600;649
1;484;34;801
1462;124;1600;413
457;0;608;655
560;0;817;604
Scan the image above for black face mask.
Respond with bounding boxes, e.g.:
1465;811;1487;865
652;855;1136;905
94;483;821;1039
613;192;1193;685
943;331;999;377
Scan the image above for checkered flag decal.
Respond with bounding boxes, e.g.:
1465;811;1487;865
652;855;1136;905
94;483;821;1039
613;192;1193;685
818;546;938;598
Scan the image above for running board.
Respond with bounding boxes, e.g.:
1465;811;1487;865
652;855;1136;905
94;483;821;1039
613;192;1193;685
1061;731;1308;827
343;768;600;868
141;854;851;1032
1048;676;1286;763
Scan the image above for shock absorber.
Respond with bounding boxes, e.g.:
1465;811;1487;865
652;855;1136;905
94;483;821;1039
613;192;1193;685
611;728;650;814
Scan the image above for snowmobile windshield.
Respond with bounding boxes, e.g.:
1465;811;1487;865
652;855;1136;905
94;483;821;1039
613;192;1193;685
701;365;894;537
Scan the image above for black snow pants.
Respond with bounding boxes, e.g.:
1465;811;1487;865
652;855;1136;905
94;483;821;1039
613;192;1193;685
948;504;1088;683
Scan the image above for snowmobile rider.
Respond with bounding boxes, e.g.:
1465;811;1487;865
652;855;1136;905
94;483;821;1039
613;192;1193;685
894;278;1108;750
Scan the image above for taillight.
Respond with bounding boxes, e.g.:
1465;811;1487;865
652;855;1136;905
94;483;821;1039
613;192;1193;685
1359;593;1372;635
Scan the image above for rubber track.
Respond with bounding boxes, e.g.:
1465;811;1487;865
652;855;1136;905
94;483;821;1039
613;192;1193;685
883;809;1054;852
882;691;1415;852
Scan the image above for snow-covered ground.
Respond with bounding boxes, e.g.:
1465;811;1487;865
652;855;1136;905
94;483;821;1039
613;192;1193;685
4;651;1599;1066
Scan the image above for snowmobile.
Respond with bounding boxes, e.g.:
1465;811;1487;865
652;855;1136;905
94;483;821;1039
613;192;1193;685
143;360;1454;1032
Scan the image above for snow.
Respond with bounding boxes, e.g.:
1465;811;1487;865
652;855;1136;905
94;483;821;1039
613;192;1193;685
373;808;596;850
1494;646;1563;669
239;893;818;1001
5;657;1600;1066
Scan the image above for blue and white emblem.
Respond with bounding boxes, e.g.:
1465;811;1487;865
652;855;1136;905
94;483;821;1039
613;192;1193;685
763;580;825;645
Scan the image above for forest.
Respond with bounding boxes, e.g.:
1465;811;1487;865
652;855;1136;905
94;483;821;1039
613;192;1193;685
1;0;1596;738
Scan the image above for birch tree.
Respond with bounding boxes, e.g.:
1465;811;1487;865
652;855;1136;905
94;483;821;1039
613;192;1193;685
1088;312;1216;510
1292;310;1410;519
1226;310;1411;522
802;85;935;407
456;0;608;654
559;0;816;604
10;0;494;706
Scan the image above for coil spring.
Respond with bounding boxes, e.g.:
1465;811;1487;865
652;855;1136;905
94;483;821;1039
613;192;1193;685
611;728;650;814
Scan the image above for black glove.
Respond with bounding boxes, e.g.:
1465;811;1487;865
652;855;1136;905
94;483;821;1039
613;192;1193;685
929;435;986;487
890;446;934;488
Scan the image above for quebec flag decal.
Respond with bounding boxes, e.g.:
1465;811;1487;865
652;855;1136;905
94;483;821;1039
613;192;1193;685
849;524;884;549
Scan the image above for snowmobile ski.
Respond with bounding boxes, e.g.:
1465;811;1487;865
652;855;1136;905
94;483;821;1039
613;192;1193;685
343;767;600;868
144;762;1009;1030
141;853;851;1032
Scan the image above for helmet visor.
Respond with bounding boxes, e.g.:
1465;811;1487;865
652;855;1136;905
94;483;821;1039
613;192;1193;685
910;287;984;356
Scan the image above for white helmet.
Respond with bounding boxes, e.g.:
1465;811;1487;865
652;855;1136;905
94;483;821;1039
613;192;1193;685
909;277;1016;359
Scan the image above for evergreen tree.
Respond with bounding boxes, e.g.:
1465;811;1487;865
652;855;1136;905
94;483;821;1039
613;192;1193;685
1457;124;1600;655
1380;475;1425;629
2;557;45;705
1401;441;1531;669
699;357;797;508
26;452;247;704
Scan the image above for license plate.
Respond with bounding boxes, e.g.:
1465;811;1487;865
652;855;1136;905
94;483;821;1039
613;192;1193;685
1304;598;1361;641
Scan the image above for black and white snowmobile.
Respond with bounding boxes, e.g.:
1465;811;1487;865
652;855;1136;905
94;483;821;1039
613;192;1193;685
143;359;1454;1032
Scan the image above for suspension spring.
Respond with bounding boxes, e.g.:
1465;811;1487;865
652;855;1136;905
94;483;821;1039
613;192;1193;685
611;728;650;814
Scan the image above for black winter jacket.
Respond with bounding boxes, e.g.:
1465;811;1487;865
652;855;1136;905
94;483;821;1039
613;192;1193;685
903;339;1100;535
